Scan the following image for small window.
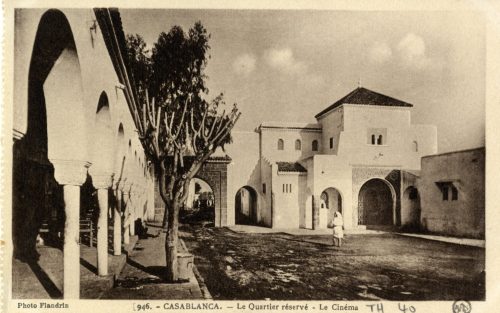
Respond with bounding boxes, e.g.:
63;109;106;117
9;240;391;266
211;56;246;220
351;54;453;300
295;139;301;151
367;128;387;145
442;186;449;201
263;183;266;194
282;183;292;194
278;139;284;150
438;182;458;201
312;140;318;151
451;186;458;200
329;137;334;149
413;141;418;152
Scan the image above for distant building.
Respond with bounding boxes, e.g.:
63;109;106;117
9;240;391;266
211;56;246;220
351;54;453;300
419;148;485;238
224;87;439;230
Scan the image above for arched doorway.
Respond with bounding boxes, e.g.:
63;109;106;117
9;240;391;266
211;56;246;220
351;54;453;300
12;9;85;261
319;188;342;228
402;186;421;229
183;178;215;224
358;179;394;226
235;186;258;225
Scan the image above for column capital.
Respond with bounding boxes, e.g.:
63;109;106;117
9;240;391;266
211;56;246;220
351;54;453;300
91;173;114;189
51;159;91;186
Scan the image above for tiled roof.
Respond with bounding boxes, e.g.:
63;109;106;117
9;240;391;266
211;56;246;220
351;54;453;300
315;87;413;118
277;162;307;173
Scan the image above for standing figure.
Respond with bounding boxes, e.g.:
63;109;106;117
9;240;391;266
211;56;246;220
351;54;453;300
332;211;344;247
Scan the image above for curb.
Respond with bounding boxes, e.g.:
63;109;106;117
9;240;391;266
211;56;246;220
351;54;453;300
395;232;485;248
179;239;213;300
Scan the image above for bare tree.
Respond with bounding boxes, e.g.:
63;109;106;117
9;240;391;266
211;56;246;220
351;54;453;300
126;24;240;282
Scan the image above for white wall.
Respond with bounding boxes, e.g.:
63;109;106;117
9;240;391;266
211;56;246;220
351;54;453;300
317;106;343;155
321;104;438;170
259;123;322;162
225;131;262;225
259;157;273;226
273;172;304;229
14;8;153;201
310;154;354;229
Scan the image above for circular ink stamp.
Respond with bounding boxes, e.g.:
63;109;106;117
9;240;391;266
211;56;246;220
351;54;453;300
452;300;472;313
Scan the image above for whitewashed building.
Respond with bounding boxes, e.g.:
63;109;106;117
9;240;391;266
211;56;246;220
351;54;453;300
225;87;438;230
12;8;155;299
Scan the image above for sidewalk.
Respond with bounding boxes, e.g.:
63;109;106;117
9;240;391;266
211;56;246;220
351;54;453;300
227;225;485;248
101;224;204;300
12;229;137;299
228;224;386;235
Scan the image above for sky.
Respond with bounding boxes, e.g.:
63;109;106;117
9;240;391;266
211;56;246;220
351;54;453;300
121;9;485;153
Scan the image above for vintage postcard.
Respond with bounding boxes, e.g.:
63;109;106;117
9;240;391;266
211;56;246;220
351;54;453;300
2;0;499;312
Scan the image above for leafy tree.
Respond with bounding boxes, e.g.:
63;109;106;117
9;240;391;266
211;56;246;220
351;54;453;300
125;34;151;101
126;22;240;282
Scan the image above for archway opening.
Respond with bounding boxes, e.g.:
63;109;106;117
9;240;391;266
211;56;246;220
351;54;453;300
180;178;215;225
358;179;394;226
235;186;258;225
319;188;342;228
115;123;126;180
93;92;113;170
80;174;98;247
402;186;421;231
13;9;82;261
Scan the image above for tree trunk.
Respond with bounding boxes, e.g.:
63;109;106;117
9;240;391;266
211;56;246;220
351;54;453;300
165;195;181;282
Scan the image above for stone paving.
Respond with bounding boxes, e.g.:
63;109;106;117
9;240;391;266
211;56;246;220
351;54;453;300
101;225;203;300
12;224;204;300
12;231;136;299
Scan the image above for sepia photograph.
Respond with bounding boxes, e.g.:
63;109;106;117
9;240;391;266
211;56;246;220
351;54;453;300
3;1;497;311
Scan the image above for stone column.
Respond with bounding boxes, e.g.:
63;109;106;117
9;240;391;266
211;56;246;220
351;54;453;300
122;186;131;245
113;186;122;255
52;159;90;299
129;190;136;237
93;174;113;276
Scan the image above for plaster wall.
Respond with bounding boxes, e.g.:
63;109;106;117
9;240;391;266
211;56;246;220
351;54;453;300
260;126;322;162
420;148;485;238
273;172;304;229
310;154;353;228
326;105;437;170
400;171;420;226
14;9;145;182
225;131;262;225
317;107;343;155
